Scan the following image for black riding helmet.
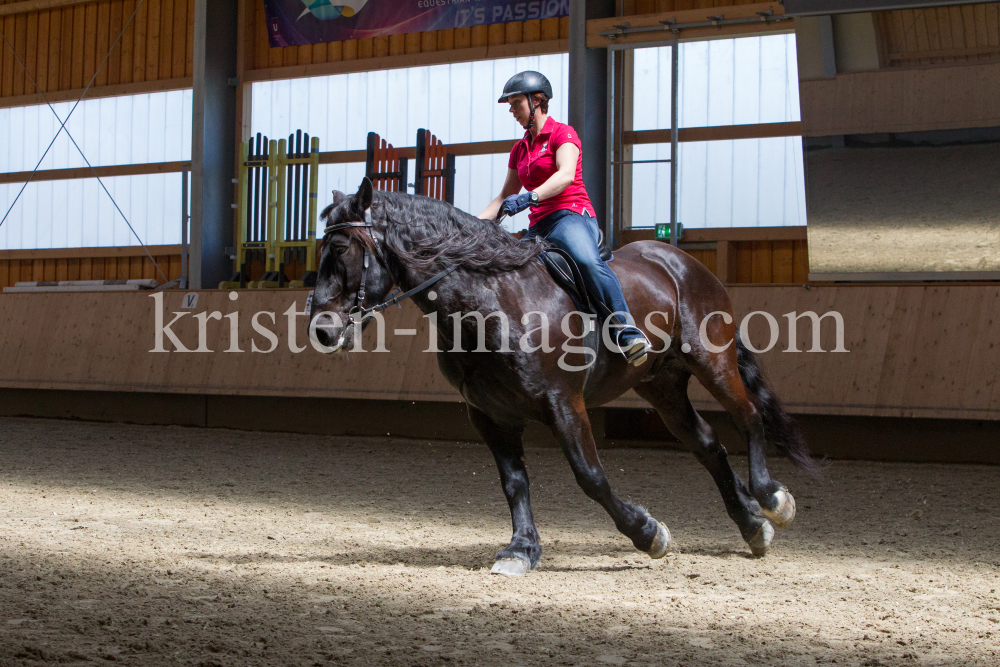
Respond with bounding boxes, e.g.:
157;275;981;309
498;71;553;130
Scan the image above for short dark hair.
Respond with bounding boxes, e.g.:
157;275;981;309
530;92;549;114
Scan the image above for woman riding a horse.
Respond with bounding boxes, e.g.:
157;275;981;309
480;71;653;367
309;75;816;576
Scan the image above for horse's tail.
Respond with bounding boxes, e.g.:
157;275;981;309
734;332;822;477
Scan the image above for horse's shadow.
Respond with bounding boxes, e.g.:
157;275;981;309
197;541;709;571
675;545;759;560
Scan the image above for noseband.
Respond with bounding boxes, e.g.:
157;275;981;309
322;207;459;322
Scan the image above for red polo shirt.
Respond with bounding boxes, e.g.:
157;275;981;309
508;117;597;227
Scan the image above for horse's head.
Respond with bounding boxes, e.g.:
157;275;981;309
309;178;395;352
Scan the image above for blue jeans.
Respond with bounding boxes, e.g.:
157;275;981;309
525;209;641;344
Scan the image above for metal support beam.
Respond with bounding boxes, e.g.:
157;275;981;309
818;15;837;79
181;166;190;290
606;36;678;249
190;0;238;289
784;0;996;16
598;12;790;40
569;0;616;245
606;51;614;248
669;39;679;248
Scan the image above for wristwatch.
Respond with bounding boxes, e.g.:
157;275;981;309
528;191;539;204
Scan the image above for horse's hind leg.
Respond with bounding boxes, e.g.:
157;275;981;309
546;395;671;559
633;372;774;556
467;406;542;576
686;344;797;532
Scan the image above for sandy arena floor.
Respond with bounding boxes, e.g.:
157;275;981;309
0;417;998;666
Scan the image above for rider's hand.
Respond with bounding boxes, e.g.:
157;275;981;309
498;191;539;218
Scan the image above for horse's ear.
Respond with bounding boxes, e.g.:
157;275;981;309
356;177;373;210
331;190;347;206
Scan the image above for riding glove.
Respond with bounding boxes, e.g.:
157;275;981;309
499;191;540;217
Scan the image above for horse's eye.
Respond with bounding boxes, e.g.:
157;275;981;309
335;245;348;255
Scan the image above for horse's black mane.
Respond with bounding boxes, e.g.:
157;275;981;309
322;190;546;274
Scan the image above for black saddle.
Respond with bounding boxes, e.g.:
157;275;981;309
538;226;613;317
538;235;612;395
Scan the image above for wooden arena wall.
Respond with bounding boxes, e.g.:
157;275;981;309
0;284;997;422
0;231;809;289
621;227;810;285
800;60;1000;136
0;245;183;287
798;3;1000;136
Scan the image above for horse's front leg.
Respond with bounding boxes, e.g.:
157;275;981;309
546;394;672;559
467;406;542;576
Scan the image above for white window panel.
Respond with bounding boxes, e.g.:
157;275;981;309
632;34;800;131
0;89;192;173
0;90;192;249
252;54;570;221
630;33;804;229
0;172;185;250
629;136;807;229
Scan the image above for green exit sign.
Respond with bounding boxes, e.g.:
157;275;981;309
655;223;684;240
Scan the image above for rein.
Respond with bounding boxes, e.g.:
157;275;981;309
323;208;459;322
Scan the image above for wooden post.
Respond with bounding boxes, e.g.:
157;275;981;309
414;128;426;196
444;153;456;205
415;128;455;203
716;240;730;284
267;139;280;275
306;136;319;272
235;140;248;283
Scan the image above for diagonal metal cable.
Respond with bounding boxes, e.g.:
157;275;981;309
0;2;145;230
0;0;168;283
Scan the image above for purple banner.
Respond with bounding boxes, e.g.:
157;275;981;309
263;0;570;48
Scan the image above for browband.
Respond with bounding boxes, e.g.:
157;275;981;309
320;206;458;322
323;207;373;235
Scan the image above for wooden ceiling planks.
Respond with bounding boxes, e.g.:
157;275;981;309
0;0;192;104
876;2;1000;66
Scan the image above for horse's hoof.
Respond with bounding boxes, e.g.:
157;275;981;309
647;521;672;559
748;521;774;558
491;558;531;576
762;488;796;529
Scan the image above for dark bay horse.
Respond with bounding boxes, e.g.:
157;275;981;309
309;179;817;576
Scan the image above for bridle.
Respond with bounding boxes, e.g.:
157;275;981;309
321;207;459;323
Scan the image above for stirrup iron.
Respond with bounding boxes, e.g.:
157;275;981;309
618;329;651;367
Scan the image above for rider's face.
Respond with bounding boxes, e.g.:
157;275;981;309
507;94;532;127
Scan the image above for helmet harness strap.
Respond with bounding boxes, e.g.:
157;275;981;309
526;94;536;131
